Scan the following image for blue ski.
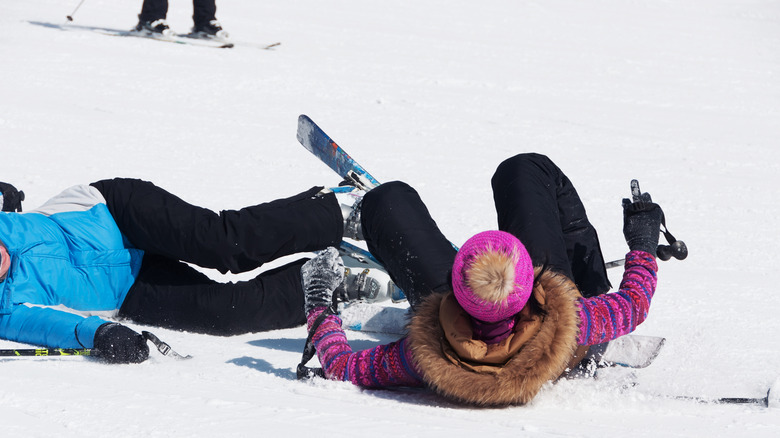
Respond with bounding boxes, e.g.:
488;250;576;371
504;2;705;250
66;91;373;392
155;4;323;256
296;114;405;302
296;114;459;254
296;115;381;191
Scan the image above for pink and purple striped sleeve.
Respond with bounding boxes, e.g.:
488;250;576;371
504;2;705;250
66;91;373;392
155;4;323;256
306;309;425;388
576;250;658;345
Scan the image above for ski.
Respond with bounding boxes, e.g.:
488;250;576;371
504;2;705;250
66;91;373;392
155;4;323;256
297;115;410;308
176;34;282;50
296;114;381;191
587;334;666;369
94;28;235;48
338;302;409;334
29;22;281;50
231;41;282;50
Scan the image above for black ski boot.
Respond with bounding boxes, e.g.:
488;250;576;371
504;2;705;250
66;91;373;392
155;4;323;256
134;18;172;37
191;20;229;40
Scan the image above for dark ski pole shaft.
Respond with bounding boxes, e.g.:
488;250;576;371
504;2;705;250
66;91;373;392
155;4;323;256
672;387;774;408
66;0;87;21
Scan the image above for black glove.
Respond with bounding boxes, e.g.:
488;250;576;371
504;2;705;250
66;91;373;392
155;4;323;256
93;323;150;364
622;180;663;257
301;247;344;314
0;182;25;212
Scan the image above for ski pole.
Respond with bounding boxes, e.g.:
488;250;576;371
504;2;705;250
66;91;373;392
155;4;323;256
605;237;689;269
66;0;87;22
607;180;689;271
0;332;190;360
0;348;94;357
671;388;775;408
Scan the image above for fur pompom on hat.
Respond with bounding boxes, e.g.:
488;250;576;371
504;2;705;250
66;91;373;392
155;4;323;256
452;230;534;323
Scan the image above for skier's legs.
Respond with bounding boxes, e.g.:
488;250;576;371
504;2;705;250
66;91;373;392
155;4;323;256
491;153;610;297
139;0;168;22
91;178;343;274
118;255;307;335
361;181;457;309
192;0;217;28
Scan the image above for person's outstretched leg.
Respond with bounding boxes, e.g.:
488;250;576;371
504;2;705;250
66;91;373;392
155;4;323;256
491;153;611;297
360;181;457;309
118;255;307;334
91;178;343;274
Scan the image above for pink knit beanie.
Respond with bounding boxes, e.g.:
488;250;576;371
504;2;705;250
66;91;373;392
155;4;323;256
452;230;535;322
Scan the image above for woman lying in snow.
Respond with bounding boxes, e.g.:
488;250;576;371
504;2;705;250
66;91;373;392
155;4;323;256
0;178;354;363
300;153;664;406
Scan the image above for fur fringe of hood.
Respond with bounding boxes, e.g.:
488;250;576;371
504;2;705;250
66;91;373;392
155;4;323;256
406;268;582;407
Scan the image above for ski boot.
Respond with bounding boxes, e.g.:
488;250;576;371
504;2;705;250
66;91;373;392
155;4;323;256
191;20;229;40
330;184;365;240
134;18;172;37
336;251;405;304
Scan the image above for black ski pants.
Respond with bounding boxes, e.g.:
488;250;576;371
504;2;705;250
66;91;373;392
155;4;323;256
90;179;343;335
139;0;217;28
361;153;611;309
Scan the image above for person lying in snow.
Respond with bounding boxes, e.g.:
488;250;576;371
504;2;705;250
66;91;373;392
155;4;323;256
0;178;364;364
300;153;664;406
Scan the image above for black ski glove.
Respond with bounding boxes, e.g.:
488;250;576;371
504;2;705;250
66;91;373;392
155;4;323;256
0;182;25;212
301;247;344;314
622;180;663;257
93;323;150;364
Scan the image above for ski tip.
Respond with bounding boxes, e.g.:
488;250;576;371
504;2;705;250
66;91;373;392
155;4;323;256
296;116;315;150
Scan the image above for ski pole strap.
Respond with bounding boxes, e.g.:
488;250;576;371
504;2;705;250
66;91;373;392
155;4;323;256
296;307;335;380
142;331;192;360
659;214;677;245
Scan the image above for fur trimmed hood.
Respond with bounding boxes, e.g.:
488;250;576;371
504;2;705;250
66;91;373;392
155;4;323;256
406;268;582;406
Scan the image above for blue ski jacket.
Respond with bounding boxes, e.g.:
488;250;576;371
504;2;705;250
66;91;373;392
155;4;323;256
0;185;143;348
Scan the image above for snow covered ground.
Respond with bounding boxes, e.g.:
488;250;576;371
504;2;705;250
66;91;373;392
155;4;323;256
2;0;780;436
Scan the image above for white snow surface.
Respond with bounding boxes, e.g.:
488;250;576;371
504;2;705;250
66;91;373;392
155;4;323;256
2;0;780;436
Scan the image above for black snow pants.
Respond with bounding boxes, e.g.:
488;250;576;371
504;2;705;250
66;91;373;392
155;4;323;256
361;153;611;310
90;179;343;335
139;0;217;28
